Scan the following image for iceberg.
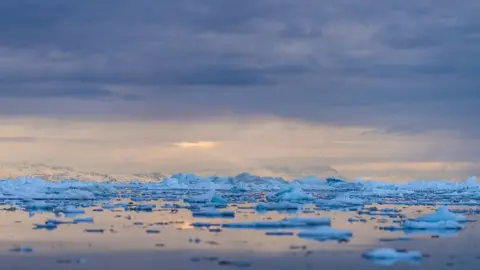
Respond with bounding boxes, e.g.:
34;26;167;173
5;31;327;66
414;206;467;222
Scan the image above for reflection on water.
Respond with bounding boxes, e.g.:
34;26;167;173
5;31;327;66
1;197;480;269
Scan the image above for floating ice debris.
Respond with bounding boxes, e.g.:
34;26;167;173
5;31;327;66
218;260;252;267
84;229;104;233
362;248;422;265
265;231;294;236
282;217;331;226
254;202;302;211
192;208;235;218
130;204;155;212
379;237;412;242
348;218;367;223
404;229;460;237
404;220;464;230
45;218;73;225
415;206;467;222
268;187;313;202
223;217;330;229
25;201;55;211
378;225;404;231
102;203;129;210
314;194;364;211
10;246;34;253
297;227;353;241
57;258;88;264
146;229;161;234
33;223;58;231
189;237;201;243
73;217;94;224
184;190;228;205
56;205;85;214
191;222;215;227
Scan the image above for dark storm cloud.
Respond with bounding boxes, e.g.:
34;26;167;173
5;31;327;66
0;0;479;136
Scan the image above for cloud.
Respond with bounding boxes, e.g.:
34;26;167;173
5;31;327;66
0;0;478;138
0;116;478;181
0;137;37;143
172;141;219;149
0;1;479;179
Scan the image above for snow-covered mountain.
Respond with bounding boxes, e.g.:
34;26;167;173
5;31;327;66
0;163;343;182
176;165;343;181
0;163;165;182
258;165;343;180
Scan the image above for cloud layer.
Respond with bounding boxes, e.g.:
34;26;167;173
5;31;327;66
1;117;478;181
0;1;478;179
1;1;479;135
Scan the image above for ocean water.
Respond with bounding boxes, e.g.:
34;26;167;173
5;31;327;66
1;202;479;270
1;177;479;269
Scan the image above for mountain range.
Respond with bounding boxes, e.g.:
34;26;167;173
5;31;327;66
0;163;342;182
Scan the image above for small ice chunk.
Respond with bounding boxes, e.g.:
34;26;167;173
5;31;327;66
415;206;466;222
25;201;55;211
10;246;34;253
46;219;73;225
363;248;422;265
192;208;235;218
404;220;463;230
33;223;58;231
73;217;94;224
84;229;104;233
283;217;331;226
255;202;302;211
191;222;215;228
265;231;294;236
223;217;330;229
297;227;353;241
56;205;85;214
275;188;313;202
130;204;156;211
184;190;228;204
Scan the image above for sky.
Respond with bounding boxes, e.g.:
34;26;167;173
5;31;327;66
0;0;479;181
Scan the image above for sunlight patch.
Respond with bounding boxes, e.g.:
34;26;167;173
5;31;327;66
172;141;218;149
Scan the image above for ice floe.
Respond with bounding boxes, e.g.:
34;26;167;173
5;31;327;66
363;248;422;265
297;227;353;241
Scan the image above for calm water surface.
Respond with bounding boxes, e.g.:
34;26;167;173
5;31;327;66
1;201;479;270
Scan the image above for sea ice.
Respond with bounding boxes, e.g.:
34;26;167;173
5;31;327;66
415;205;467;222
362;248;422;265
297;227;353;241
404;220;464;230
192;208;235;218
